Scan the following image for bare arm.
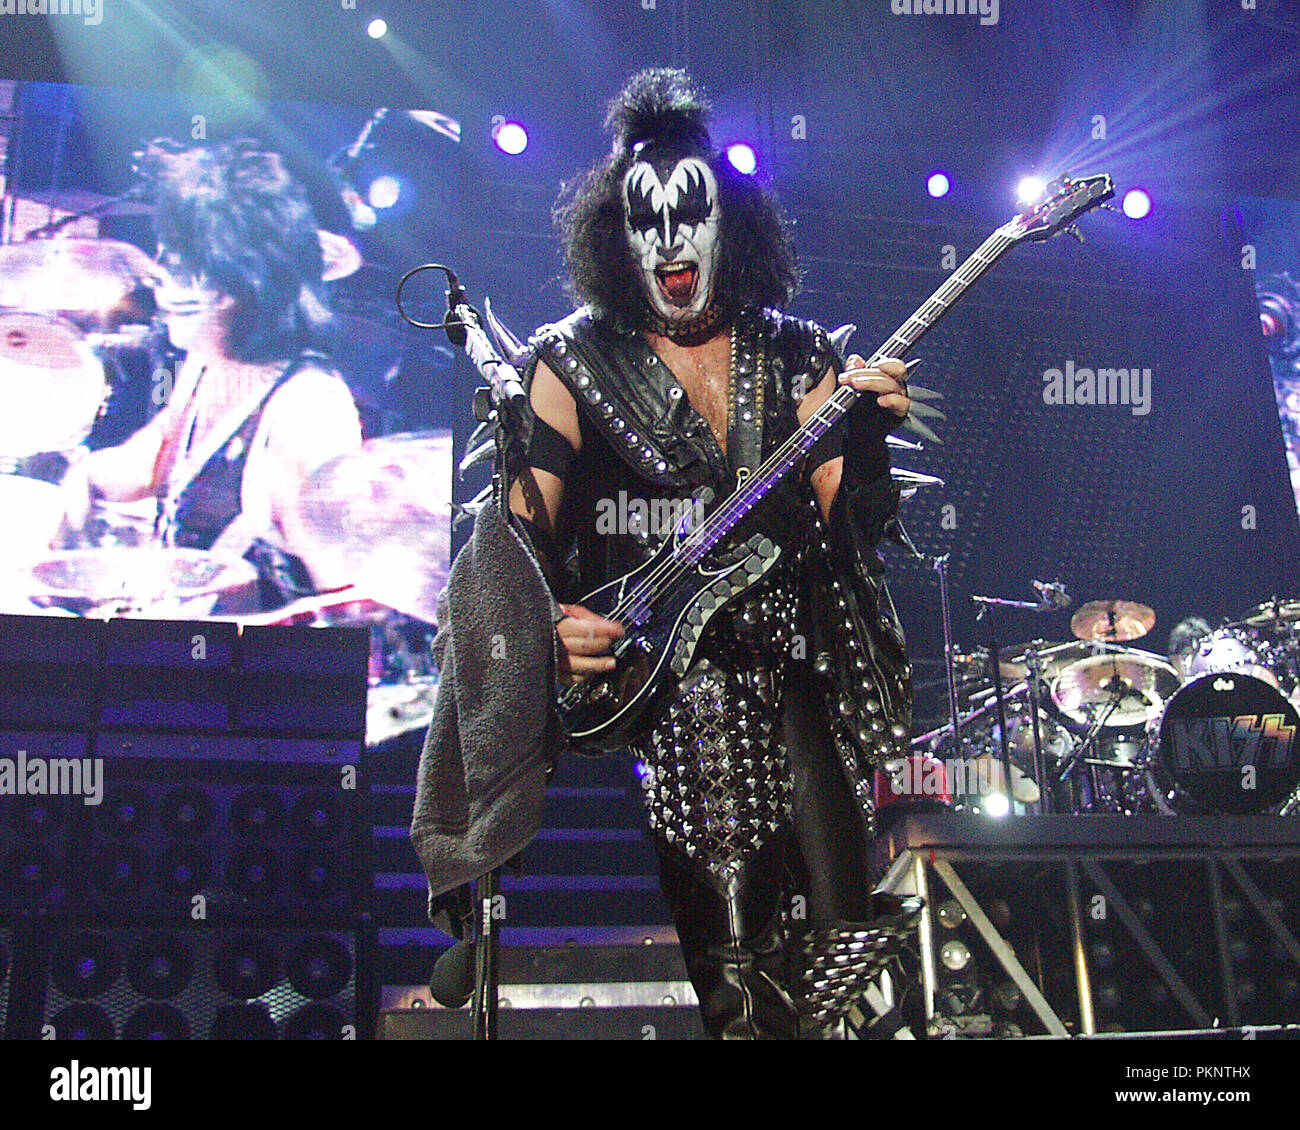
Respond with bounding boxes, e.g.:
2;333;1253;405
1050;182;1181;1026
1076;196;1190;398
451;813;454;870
507;359;622;684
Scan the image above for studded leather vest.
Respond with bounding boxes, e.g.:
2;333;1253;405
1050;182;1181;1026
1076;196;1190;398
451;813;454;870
525;307;912;864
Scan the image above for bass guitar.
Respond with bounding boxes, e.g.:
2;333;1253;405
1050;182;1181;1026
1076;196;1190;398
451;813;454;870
557;173;1116;751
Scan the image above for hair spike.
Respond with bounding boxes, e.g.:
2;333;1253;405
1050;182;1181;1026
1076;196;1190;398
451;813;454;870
604;67;712;156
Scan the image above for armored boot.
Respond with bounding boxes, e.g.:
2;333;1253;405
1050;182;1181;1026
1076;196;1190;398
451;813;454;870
793;893;924;1039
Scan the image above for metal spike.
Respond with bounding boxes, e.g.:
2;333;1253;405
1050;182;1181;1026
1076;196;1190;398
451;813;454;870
484;296;532;367
828;323;857;355
458;438;496;479
901;413;943;445
905;400;946;421
886;434;924;452
464;419;492;453
451;484;492;529
890;467;944;488
906;384;944;401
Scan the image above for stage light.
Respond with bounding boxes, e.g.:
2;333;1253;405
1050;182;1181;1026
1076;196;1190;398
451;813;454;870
368;175;401;210
927;171;950;198
492;121;528;155
1122;189;1152;220
939;938;972;972
726;143;757;175
367;18;388;39
1016;176;1045;205
984;792;1010;818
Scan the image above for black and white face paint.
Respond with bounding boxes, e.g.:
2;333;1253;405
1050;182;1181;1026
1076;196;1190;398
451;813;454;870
622;156;721;327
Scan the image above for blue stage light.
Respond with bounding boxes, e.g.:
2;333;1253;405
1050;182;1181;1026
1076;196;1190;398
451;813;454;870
726;143;757;175
1123;189;1152;220
927;171;950;198
493;121;528;155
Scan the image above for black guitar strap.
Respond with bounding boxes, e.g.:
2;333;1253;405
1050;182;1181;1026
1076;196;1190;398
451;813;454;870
725;317;766;486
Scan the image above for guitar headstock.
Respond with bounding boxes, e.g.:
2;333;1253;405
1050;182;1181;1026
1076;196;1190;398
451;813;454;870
1006;173;1115;243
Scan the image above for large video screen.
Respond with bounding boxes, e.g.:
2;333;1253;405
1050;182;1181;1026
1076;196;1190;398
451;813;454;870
0;80;459;743
1241;197;1300;525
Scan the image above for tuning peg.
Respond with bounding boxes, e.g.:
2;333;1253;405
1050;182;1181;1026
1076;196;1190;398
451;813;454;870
1067;223;1085;244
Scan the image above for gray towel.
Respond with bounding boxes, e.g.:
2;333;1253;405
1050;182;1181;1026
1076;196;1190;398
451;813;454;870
409;492;565;909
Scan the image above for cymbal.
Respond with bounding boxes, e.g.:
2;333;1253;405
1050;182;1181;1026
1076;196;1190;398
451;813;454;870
17;547;258;615
1070;599;1156;643
0;312;108;456
1051;648;1181;728
0;238;164;330
1238;598;1300;628
290;430;453;623
985;640;1091;681
19;189;156;218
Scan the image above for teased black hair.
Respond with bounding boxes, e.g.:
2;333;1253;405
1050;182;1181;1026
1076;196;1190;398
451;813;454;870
555;68;799;332
137;138;333;364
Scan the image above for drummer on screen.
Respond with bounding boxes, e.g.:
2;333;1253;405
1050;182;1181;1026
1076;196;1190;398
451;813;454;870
56;139;362;606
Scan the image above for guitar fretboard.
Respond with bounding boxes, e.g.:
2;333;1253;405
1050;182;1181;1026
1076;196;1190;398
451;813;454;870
678;225;1018;563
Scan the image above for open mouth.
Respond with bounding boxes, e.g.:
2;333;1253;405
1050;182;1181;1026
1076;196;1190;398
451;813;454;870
654;262;698;308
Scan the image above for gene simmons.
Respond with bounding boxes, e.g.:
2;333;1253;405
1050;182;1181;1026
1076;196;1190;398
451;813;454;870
505;67;920;1039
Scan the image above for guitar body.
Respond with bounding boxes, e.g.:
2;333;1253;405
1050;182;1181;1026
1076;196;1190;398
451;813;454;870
557;530;781;752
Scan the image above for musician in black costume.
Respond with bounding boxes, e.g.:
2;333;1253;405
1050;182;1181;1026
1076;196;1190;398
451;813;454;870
508;69;918;1038
57;139;362;606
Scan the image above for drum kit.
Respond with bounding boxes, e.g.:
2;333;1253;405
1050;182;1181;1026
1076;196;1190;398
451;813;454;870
0;229;453;744
906;596;1300;818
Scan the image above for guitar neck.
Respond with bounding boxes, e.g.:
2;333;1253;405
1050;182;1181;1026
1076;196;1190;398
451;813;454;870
684;225;1018;560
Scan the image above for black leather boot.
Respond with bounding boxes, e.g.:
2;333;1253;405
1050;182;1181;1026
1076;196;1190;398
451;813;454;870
655;840;799;1040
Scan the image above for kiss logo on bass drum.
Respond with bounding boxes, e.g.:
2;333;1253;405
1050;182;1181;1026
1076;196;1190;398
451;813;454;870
1149;671;1300;815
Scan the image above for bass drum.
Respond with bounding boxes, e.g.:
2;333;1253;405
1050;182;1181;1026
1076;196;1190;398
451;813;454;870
1148;671;1300;815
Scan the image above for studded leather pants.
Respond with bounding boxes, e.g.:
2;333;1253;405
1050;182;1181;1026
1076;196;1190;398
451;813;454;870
636;658;918;1039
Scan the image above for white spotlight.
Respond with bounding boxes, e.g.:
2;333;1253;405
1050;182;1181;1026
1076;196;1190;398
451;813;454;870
1016;176;1046;205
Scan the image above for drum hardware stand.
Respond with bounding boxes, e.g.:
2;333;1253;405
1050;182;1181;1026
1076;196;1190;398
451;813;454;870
970;585;1069;814
931;554;965;762
1052;691;1124;813
1023;646;1050;814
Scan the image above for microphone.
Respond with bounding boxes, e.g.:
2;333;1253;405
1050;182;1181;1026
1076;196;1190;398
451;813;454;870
328;108;389;231
1031;579;1071;609
440;267;528;408
427;939;476;1008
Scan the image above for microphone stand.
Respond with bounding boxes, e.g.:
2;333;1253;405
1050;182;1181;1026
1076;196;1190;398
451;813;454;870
397;263;530;1041
970;592;1067;815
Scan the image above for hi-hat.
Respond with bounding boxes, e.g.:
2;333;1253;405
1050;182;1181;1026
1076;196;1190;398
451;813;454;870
1070;599;1156;643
